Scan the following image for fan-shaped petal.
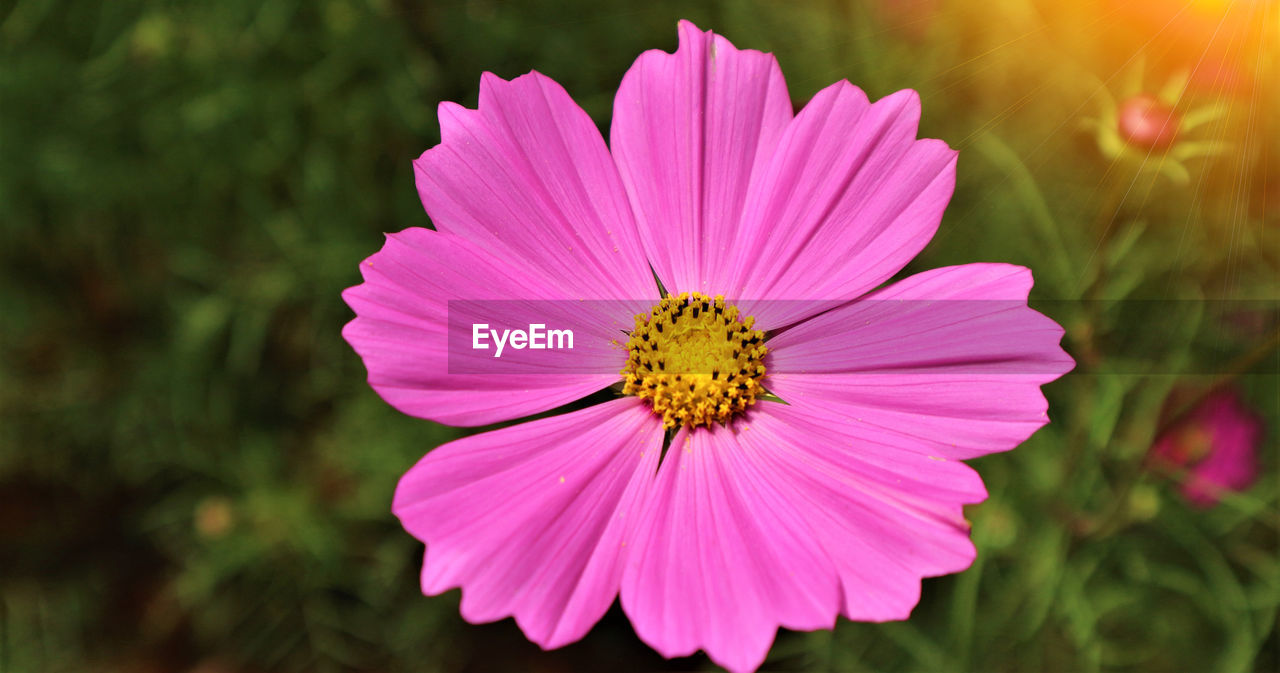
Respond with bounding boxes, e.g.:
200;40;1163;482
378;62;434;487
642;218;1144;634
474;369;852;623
393;398;664;648
416;70;655;305
342;228;631;426
620;424;839;673
737;402;986;621
612;20;793;296
728;83;957;328
766;264;1074;458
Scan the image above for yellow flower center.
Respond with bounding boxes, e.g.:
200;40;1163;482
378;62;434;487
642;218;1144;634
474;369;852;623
621;292;768;429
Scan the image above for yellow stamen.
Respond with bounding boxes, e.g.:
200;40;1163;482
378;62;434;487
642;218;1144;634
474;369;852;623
621;292;768;428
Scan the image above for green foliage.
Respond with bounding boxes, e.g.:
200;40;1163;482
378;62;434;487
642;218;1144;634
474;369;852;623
1;0;1275;671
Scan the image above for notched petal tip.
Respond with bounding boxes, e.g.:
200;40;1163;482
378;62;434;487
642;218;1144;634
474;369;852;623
675;17;700;32
879;86;921;114
675;18;710;47
876;89;957;154
429;100;474;147
672;18;782;68
477;69;559;106
339;284;363;314
984;263;1035;297
819;78;871;108
338;315;364;353
1000;264;1077;377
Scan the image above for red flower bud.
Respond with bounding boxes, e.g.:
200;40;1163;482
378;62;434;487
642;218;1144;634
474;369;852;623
1117;94;1180;151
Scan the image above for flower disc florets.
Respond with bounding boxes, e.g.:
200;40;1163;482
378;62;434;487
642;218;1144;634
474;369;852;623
621;292;767;429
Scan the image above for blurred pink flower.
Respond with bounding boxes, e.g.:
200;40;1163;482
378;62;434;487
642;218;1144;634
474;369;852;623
342;20;1073;673
1152;389;1263;507
1117;94;1180;152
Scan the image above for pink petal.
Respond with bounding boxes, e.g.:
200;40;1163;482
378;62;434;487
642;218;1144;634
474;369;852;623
727;83;958;328
342;228;632;426
766;264;1074;459
393;398;664;649
611;20;793;296
738;402;986;621
415;70;655;305
620;425;839;673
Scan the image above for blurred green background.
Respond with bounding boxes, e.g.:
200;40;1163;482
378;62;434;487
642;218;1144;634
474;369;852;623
1;0;1276;671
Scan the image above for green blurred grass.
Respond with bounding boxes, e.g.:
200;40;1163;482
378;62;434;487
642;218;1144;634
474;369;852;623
1;1;1276;671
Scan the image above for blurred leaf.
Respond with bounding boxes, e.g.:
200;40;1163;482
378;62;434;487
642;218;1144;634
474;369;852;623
973;131;1078;295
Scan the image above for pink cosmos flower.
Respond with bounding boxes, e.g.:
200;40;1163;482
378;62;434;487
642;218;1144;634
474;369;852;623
1151;388;1263;507
342;21;1074;673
